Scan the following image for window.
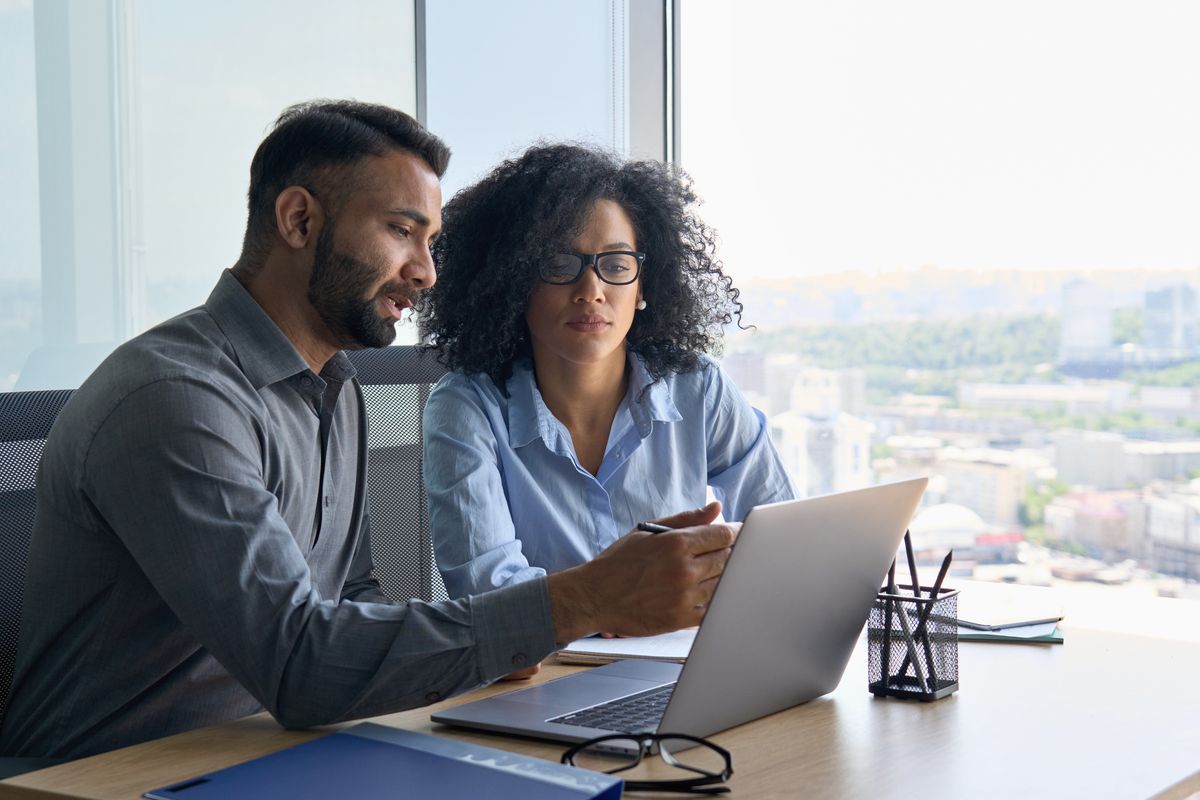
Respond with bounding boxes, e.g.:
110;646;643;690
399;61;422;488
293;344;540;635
0;0;417;391
1;0;655;391
683;1;1200;601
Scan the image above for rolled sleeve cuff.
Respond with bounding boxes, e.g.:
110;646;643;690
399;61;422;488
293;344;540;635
469;575;558;680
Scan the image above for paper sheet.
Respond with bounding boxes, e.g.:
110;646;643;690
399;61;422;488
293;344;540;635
557;629;698;664
955;580;1064;630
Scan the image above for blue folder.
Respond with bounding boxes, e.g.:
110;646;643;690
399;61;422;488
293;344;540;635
143;722;622;800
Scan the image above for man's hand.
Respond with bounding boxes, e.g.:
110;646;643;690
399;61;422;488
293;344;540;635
499;663;542;681
546;502;738;644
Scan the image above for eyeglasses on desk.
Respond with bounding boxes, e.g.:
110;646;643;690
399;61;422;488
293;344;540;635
561;732;733;795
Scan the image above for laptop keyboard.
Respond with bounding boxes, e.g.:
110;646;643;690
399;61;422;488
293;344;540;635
548;683;676;734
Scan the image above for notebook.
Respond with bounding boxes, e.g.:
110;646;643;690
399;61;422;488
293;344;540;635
958;621;1063;644
433;478;929;752
143;722;621;800
956;580;1064;631
557;629;697;665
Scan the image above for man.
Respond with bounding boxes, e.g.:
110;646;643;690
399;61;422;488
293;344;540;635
0;101;734;760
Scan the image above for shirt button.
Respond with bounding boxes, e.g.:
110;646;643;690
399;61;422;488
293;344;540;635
425;691;441;703
511;653;527;667
300;375;314;387
323;495;331;508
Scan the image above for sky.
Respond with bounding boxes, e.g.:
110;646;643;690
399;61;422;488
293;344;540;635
4;0;1200;293
680;1;1200;279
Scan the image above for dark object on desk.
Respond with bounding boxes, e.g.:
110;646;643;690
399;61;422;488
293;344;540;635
902;530;922;600
563;732;733;795
143;722;622;800
638;521;673;534
869;551;959;701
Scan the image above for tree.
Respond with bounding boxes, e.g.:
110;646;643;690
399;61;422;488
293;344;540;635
1021;479;1070;527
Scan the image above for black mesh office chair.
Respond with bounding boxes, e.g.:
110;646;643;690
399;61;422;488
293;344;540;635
0;389;74;776
346;345;449;602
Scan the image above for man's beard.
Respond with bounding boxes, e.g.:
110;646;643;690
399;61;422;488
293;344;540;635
308;222;416;349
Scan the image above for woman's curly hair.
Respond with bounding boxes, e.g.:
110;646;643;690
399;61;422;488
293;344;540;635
417;143;744;388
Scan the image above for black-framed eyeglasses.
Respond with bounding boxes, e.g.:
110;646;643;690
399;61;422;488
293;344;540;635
539;250;647;285
561;733;733;795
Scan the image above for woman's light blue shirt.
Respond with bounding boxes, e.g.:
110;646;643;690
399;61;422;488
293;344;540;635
423;353;796;599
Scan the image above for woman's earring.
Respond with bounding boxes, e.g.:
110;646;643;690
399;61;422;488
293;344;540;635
636;300;648;311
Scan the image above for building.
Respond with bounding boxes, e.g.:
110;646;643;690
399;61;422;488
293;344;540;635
789;366;866;417
761;354;805;418
1054;429;1200;489
937;447;1028;526
1123;441;1200;486
1144;488;1200;581
1044;490;1146;561
958;381;1132;415
770;411;873;497
1143;284;1198;355
1138;385;1200;420
1052;430;1128;489
719;350;766;397
1058;279;1112;364
909;503;988;551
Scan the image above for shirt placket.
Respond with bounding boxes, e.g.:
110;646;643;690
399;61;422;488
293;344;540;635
296;371;341;551
592;424;648;551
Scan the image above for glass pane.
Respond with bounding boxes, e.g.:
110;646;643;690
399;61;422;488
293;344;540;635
136;0;417;327
682;2;1200;601
0;1;41;391
0;0;418;392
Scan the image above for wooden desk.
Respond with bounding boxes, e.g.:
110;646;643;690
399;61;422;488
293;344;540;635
4;626;1198;800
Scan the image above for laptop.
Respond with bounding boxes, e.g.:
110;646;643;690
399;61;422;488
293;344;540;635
432;477;928;749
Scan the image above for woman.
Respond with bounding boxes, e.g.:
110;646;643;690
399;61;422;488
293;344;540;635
419;143;795;604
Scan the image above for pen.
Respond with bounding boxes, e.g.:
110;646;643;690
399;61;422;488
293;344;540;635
637;522;672;534
899;529;935;689
898;550;954;690
886;557;927;691
903;530;922;599
881;560;896;689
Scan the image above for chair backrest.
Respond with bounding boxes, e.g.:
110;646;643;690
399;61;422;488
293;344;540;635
0;389;74;725
347;346;449;603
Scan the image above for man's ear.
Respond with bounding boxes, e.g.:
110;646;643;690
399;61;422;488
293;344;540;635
274;186;324;250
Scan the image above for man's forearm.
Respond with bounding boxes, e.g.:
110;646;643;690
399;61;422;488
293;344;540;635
545;565;601;645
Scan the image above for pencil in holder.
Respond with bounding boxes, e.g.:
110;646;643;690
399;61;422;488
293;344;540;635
868;585;959;701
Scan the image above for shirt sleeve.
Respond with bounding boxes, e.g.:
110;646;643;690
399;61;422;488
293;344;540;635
82;375;557;729
423;376;546;598
702;360;798;520
339;512;392;604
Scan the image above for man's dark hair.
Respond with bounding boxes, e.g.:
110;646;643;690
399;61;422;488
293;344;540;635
239;99;450;266
417;143;744;389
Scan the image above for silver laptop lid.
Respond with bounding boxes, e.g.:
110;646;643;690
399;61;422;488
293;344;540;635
659;477;927;737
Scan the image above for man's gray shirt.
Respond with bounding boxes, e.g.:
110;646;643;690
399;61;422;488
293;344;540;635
0;271;556;759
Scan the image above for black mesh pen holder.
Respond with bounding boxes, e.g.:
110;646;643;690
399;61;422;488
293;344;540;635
868;586;959;701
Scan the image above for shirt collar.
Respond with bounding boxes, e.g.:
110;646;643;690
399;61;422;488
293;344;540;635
625;352;683;436
205;270;355;389
506;352;682;450
506;358;556;450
